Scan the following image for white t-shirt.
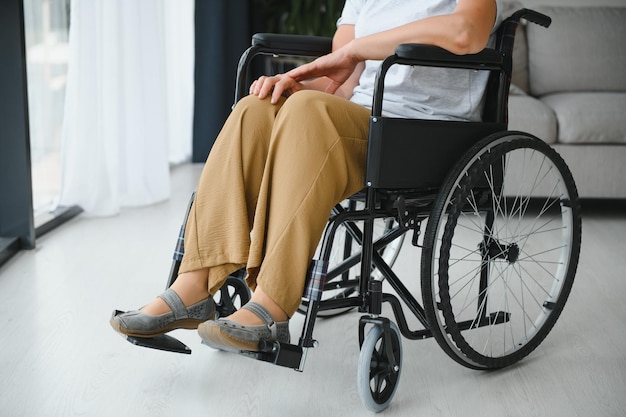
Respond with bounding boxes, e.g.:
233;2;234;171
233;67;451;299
338;0;504;121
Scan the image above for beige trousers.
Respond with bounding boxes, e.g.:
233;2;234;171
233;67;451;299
179;90;371;316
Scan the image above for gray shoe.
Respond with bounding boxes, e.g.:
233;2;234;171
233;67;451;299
110;288;215;338
198;302;290;353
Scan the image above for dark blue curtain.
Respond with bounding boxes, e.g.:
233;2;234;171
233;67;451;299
192;0;259;162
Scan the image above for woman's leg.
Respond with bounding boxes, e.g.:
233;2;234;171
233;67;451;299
139;91;370;328
140;95;286;315
239;90;371;318
198;91;371;350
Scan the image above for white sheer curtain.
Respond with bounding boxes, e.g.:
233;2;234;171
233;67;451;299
57;0;194;216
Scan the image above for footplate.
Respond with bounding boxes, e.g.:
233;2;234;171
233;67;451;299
239;341;306;371
126;334;192;354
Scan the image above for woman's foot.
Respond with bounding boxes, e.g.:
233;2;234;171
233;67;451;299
110;269;212;338
198;287;290;352
110;288;215;338
140;268;210;315
226;286;288;325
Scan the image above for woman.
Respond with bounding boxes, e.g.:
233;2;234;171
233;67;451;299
111;0;503;353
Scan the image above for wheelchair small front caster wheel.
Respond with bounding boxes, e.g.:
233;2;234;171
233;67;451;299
357;321;402;412
215;270;251;318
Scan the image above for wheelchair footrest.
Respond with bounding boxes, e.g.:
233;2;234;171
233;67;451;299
126;334;192;354
239;341;305;371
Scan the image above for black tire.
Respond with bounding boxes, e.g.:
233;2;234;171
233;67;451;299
215;271;251;318
421;132;581;369
357;322;403;412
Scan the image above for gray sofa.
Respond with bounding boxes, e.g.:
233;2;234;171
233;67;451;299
505;4;626;199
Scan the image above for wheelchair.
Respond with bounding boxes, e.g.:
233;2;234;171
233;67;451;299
126;8;581;412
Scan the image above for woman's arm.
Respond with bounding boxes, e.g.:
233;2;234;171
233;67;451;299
330;25;364;100
347;0;497;60
296;25;364;99
287;0;497;93
253;0;497;101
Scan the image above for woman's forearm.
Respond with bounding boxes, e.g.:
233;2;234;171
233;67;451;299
299;24;363;98
346;0;496;60
284;0;496;96
300;64;363;99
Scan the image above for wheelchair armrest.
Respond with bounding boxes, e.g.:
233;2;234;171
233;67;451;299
394;44;503;69
251;33;332;57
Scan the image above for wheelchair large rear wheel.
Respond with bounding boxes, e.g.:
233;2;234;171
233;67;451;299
421;132;581;369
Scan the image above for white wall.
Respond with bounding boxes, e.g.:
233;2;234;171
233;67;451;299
520;0;626;6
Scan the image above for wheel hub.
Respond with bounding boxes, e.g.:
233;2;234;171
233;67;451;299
483;240;520;264
507;243;520;263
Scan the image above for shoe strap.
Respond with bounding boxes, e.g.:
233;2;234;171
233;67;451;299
158;289;188;320
241;302;277;338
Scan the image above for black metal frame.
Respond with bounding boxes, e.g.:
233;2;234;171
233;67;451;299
228;9;551;371
124;9;552;368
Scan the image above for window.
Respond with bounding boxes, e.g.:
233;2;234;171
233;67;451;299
23;0;71;226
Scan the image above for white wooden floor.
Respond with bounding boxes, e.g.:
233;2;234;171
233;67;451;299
1;163;625;417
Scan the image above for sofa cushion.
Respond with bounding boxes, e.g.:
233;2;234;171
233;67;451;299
541;92;626;144
527;6;626;96
551;144;626;199
508;94;557;144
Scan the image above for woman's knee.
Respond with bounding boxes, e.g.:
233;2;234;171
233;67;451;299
279;90;334;118
222;95;286;146
276;90;370;143
233;94;284;118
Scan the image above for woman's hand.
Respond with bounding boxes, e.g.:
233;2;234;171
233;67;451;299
249;37;361;102
286;44;360;95
249;74;304;104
